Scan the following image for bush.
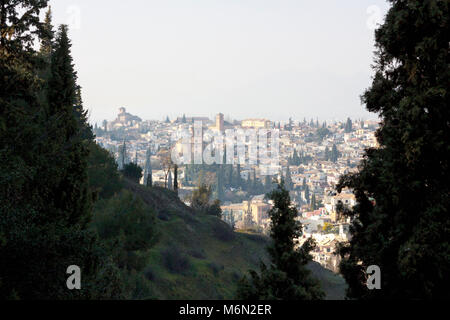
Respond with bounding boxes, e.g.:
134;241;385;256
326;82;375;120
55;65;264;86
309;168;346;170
189;248;206;260
88;143;123;199
157;211;170;221
121;163;143;183
162;246;191;274
143;266;156;281
212;221;235;242
208;262;224;276
232;271;242;282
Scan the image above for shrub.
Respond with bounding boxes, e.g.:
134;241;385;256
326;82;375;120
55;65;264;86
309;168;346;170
188;248;206;260
208;262;224;276
212;221;235;242
162;246;191;274
143;266;155;281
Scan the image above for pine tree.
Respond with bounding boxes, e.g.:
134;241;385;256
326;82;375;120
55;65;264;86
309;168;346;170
39;7;54;58
237;182;324;300
46;24;94;226
337;0;450;300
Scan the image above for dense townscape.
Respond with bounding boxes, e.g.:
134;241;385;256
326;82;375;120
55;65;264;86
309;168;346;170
94;109;379;272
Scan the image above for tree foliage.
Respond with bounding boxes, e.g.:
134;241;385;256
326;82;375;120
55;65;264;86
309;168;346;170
237;182;324;300
191;184;222;217
122;163;143;184
337;0;450;300
0;2;120;299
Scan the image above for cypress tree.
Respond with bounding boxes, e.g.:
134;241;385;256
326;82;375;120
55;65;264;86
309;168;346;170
174;164;179;194
1;4;119;299
47;24;93;225
344;117;353;133
310;194;317;211
331;144;339;163
337;0;450;299
285;166;293;191
324;146;331;161
237;182;324;300
305;184;310;205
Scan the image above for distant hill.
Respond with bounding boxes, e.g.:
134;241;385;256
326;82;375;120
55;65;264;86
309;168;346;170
123;180;347;300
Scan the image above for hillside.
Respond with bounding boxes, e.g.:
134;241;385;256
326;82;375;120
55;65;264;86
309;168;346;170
123;180;347;300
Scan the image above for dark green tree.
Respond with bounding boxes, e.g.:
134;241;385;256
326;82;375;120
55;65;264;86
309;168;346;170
237;182;324;300
324;146;331;161
191;184;222;217
215;166;224;200
285;166;293;190
344;117;353;133
310;194;317;211
290;149;301;166
330;144;340;163
1;3;119;299
122;163;143;184
337;0;450;300
87;143;123;199
174;164;179;194
316;127;331;142
232;164;242;188
304;184;310;205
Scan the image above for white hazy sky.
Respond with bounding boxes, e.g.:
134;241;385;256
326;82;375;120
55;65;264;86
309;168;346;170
47;0;390;124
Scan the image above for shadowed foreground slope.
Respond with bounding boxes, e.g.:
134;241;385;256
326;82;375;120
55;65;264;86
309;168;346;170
121;179;347;300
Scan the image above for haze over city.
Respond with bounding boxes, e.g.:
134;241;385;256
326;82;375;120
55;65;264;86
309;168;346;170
47;0;389;124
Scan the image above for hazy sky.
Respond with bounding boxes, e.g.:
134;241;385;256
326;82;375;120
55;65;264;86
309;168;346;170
47;0;389;124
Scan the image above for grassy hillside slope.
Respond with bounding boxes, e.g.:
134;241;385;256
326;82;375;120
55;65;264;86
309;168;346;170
124;180;347;300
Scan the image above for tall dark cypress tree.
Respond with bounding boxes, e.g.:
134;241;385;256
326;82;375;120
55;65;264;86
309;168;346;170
47;24;93;226
1;6;121;298
285;166;293;190
331;144;339;163
174;164;179;194
237;182;324;300
344;117;353;133
337;0;450;299
0;2;118;299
